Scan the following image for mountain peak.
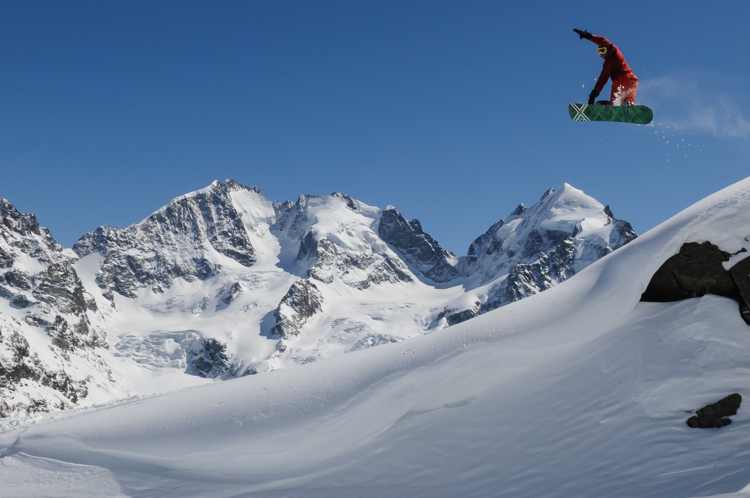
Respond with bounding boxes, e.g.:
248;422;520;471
540;187;556;200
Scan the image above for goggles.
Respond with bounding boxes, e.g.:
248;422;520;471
597;47;608;55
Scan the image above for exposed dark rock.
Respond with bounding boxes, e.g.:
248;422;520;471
331;192;358;211
186;338;231;378
271;280;323;337
0;198;105;417
465;186;636;289
10;295;35;309
642;243;740;302
33;263;95;314
466;219;505;267
0;330;89;417
378;208;459;283
73;180;259;299
436;303;481;326
511;204;526;216
304;235;413;289
0;247;13;269
0;285;13;299
215;282;242;311
4;271;32;290
641;242;750;324
0;198;59;253
730;256;750;312
46;314;101;351
686;393;742;428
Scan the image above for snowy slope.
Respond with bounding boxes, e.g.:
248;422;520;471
1;178;749;497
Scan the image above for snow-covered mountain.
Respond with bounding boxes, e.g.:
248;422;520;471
2;177;750;498
1;180;635;418
435;183;636;326
0;200;111;418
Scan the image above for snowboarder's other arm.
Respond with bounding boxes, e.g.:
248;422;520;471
594;56;614;93
573;30;613;101
584;34;615;93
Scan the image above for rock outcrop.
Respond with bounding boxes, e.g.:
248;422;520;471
436;185;637;326
186;338;231;378
276;194;416;290
378;208;459;283
73;180;259;299
641;242;750;324
1;199;107;417
686;393;742;428
271;280;323;337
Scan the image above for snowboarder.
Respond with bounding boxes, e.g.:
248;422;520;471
573;29;638;107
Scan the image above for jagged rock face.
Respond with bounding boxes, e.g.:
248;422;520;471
435;302;481;326
277;193;415;289
1;199;102;347
1;199;66;301
0;199;61;263
73;180;259;299
0;327;89;418
0;199;109;418
641;242;750;324
215;282;243;312
302;236;413;289
435;185;637;325
377;208;459;283
466;186;636;286
186;338;231;378
271;280;323;337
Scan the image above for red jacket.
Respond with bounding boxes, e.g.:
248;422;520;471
589;35;634;93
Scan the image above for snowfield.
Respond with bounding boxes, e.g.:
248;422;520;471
2;177;750;497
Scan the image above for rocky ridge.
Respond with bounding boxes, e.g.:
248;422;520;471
0;199;109;417
434;184;637;326
1;180;637;417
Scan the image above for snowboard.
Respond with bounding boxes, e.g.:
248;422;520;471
568;103;653;125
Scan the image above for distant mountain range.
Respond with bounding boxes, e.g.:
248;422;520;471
0;180;635;417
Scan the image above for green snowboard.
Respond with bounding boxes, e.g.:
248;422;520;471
568;103;653;125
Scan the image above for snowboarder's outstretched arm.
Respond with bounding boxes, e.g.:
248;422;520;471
574;30;620;99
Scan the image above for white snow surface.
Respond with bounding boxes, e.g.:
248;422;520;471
3;177;750;496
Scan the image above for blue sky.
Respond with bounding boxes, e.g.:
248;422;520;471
1;0;748;254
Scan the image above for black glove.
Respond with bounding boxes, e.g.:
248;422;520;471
588;90;600;105
574;29;592;40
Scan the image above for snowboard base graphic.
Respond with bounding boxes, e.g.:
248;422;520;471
568;103;653;125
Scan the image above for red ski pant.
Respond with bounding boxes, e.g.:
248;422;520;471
610;73;638;105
